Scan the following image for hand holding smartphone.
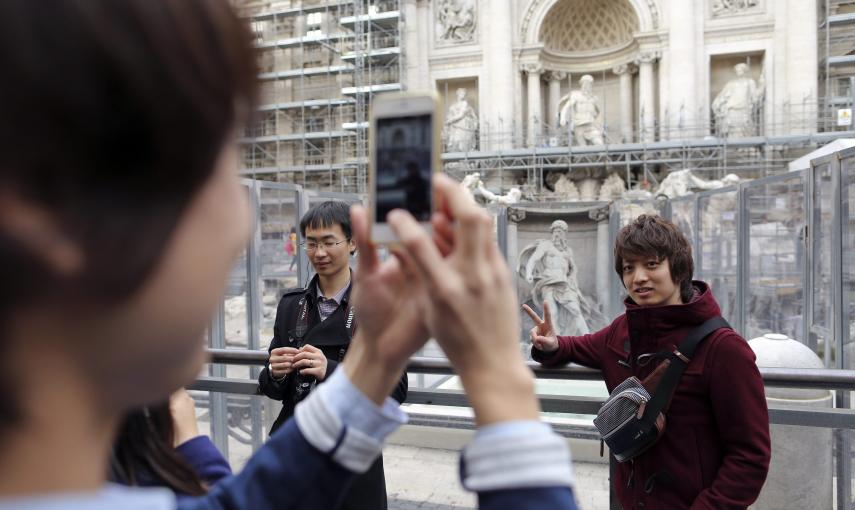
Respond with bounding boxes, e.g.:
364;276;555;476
370;92;441;243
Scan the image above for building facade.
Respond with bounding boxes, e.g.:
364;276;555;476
237;0;855;195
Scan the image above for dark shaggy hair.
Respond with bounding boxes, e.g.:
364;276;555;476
614;215;695;302
300;201;353;240
111;402;208;496
0;0;258;428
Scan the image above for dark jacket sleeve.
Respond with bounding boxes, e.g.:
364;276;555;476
391;372;408;404
478;487;578;510
531;321;613;370
258;297;291;401
175;436;232;486
177;418;356;510
690;332;771;510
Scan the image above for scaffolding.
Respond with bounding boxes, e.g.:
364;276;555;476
235;0;402;193
820;0;855;132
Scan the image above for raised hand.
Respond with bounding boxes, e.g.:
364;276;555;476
388;174;539;426
340;204;430;405
522;301;559;353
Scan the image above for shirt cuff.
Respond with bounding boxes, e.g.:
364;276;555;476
294;368;407;473
460;421;575;492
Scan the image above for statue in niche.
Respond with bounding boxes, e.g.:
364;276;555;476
519;220;606;337
558;75;604;146
712;0;758;15
656;169;740;199
552;174;580;201
598;173;627;202
712;63;764;138
444;88;479;152
436;0;475;44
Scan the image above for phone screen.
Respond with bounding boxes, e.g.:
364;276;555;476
375;114;433;223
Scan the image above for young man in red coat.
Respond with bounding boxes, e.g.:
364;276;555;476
527;215;771;509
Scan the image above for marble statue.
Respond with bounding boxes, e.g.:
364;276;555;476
478;184;522;205
712;0;758;15
558;74;604;146
552;174;580;201
712;63;764;138
598;173;627;202
436;0;475;44
578;178;601;202
655;169;740;199
444;88;478;152
519;220;606;336
460;172;484;202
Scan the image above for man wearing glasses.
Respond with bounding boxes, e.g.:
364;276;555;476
259;201;408;510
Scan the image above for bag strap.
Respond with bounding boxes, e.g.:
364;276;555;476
640;316;730;426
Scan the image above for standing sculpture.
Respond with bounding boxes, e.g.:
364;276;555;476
712;63;764;138
444;88;478;152
436;0;475;44
558;74;604;146
518;220;606;337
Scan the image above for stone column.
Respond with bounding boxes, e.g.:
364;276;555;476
786;0;817;135
522;62;544;147
612;64;636;143
668;0;697;139
636;52;658;143
480;0;514;149
546;71;568;132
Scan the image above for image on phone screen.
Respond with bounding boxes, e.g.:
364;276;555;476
375;114;432;223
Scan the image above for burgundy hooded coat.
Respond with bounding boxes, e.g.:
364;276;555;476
532;282;771;509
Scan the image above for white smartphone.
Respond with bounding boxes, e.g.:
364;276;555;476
369;91;441;243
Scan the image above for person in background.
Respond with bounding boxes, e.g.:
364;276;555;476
287;226;298;271
528;215;770;509
111;390;231;497
259;200;407;510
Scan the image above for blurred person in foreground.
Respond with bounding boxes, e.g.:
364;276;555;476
111;390;231;497
527;215;770;509
0;1;577;509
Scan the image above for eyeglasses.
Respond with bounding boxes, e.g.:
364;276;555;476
301;239;348;252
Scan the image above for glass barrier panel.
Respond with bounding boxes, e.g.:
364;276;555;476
744;176;806;342
812;162;834;365
258;185;300;349
697;190;739;326
669;197;696;252
844;154;855;370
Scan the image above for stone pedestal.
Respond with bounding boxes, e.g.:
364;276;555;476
748;333;833;510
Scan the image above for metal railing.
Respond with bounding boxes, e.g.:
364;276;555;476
195;347;855;509
197;347;855;428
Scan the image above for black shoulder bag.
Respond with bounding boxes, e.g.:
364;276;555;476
593;316;730;463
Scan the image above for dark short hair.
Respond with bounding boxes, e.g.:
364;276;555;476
614;215;694;301
300;201;353;240
0;0;257;426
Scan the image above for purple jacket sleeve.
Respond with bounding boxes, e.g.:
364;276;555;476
175;436;232;486
531;322;612;369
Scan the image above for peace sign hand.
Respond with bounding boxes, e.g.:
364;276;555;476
522;301;559;353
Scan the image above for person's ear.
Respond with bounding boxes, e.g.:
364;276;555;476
348;237;357;256
0;191;84;276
